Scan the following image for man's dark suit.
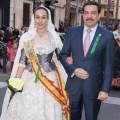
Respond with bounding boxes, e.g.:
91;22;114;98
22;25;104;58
60;25;115;120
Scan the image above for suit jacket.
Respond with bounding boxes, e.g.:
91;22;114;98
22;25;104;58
60;25;115;99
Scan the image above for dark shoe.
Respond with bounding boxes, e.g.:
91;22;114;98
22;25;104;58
0;64;3;69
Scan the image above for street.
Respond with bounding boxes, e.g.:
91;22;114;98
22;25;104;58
0;62;120;119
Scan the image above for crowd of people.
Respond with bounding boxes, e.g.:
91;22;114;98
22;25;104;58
0;26;28;70
0;1;119;120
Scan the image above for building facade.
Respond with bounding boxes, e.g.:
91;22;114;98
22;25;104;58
114;0;120;19
2;0;82;30
1;0;120;31
13;0;79;30
0;0;11;28
14;0;33;29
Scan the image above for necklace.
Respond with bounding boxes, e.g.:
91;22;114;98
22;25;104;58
37;30;46;38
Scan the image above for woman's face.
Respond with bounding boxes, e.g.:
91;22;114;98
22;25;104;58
34;9;48;29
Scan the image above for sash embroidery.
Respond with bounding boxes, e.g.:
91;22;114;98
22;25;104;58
23;40;69;120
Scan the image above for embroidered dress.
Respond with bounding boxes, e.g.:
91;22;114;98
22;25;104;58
1;6;68;120
4;33;63;120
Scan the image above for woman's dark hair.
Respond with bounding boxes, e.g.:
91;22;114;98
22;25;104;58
82;1;101;14
34;7;49;18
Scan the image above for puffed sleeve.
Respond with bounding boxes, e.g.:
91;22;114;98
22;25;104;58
18;48;28;68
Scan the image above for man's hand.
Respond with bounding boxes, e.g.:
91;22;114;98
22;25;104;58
74;68;89;79
66;57;73;64
97;91;108;101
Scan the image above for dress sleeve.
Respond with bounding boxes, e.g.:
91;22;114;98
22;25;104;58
18;48;27;68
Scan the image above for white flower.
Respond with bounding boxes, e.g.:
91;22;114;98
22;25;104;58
9;78;24;91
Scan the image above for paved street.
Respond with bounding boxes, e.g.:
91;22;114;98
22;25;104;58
0;60;11;117
0;61;120;119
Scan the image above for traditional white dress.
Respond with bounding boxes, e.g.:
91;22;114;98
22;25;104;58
1;6;68;120
1;31;67;120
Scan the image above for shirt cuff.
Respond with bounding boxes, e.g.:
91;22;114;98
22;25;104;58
71;73;74;77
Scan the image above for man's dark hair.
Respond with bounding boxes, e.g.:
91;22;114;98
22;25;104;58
82;1;101;14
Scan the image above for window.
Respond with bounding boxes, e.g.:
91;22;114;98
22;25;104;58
111;0;114;2
51;9;54;24
23;3;30;27
105;0;108;4
109;11;113;16
104;11;107;16
104;10;113;16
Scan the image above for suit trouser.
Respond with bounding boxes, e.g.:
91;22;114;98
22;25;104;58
69;91;101;120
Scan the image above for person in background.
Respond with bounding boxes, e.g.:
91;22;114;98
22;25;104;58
3;27;13;43
18;27;25;42
13;28;19;38
60;1;115;120
55;27;58;32
11;27;14;32
1;25;6;32
7;36;18;70
21;26;25;35
0;49;3;69
0;30;5;40
9;40;18;70
24;27;29;32
0;30;4;69
113;20;118;31
112;21;120;87
7;36;17;61
59;20;64;32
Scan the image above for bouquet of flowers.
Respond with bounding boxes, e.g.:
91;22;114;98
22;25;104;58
6;78;24;103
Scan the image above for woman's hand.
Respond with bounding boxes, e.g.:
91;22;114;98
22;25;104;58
66;57;73;64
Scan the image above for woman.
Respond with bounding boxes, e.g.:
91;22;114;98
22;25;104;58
1;6;69;120
112;21;120;87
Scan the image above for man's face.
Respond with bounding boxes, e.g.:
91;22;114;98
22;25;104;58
82;5;100;28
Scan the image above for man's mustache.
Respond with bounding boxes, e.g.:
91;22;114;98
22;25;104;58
86;18;93;21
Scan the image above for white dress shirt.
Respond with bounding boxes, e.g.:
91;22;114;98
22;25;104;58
83;24;98;45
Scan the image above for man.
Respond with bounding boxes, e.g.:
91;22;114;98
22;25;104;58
59;20;64;32
60;1;115;120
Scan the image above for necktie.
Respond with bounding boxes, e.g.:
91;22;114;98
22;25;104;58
83;29;92;56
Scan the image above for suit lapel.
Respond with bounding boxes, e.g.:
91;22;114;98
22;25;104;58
78;26;84;58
